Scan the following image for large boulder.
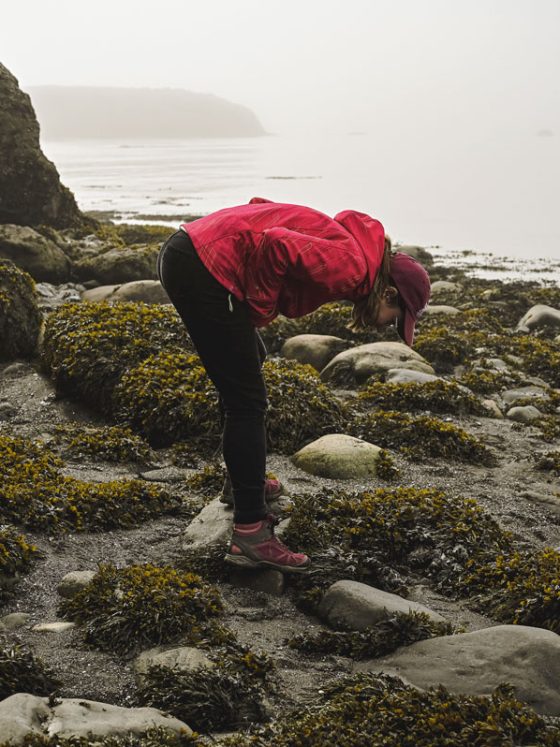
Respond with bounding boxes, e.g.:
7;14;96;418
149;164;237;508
356;625;560;716
0;63;84;228
82;279;170;304
0;693;191;742
0;224;71;282
281;334;350;372
320;341;434;386
74;245;160;284
516;304;560;332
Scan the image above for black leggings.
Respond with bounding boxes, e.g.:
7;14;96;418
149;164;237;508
157;230;267;523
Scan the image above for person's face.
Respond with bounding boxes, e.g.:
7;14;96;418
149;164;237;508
375;287;404;330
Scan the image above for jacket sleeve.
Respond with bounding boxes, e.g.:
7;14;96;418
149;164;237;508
244;226;366;326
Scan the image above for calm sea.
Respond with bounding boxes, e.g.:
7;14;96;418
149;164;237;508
42;132;560;283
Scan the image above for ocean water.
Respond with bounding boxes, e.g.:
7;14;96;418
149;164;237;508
42;132;560;283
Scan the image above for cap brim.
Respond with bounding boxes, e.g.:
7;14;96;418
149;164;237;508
397;308;417;346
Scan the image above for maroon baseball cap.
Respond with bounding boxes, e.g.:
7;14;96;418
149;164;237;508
389;252;431;346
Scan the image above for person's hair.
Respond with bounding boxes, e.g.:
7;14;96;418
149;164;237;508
348;235;397;332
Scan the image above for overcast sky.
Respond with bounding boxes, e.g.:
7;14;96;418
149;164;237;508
2;0;559;136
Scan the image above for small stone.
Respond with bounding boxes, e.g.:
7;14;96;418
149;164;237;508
140;466;189;483
0;401;17;419
182;498;233;551
32;622;76;633
481;399;504;418
230;568;285;597
0;612;31;630
385;368;440;385
57;571;96;599
134;645;214;683
506;405;542;424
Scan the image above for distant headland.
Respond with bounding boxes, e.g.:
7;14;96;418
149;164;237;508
28;86;267;139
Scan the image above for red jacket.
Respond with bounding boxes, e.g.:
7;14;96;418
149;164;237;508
181;198;385;327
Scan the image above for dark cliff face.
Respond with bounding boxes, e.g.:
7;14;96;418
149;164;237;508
0;63;84;229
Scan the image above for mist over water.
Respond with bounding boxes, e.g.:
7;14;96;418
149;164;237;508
42;130;560;266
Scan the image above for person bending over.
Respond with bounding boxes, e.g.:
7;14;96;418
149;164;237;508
157;197;431;573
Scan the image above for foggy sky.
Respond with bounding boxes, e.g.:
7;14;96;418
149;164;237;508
2;0;559;137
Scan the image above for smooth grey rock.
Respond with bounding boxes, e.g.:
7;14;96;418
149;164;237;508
292;434;382;479
134;645;214;682
0;612;31;630
385;368;440;385
481;399;504;419
394;245;433;265
182;497;232;551
230;568;286;597
355;625;560;716
57;571;96;599
423;305;460;316
321;342;434;386
0;693;49;742
430;280;461;297
140;466;189;483
281;334;350;372
49;698;190;738
502;386;549;405
0;225;72;283
506;405;542;424
32;622;76;633
516;304;560;332
82;280;170;305
318;580;445;631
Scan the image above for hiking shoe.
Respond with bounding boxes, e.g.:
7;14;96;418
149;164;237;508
219;476;284;506
225;514;310;573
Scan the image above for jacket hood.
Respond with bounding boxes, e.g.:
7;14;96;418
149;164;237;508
334;210;385;290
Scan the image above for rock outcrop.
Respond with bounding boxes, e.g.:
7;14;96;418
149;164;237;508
0;62;84;228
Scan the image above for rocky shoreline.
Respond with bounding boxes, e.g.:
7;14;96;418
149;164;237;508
0;217;559;744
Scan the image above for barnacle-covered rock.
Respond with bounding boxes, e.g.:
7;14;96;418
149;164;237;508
74;245;161;284
0;226;72;283
516;304;560;333
0;261;42;360
58;563;228;655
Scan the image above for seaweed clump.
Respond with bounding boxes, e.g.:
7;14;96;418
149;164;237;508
59;563;228;655
0;730;202;747
350;410;495;464
357;379;486;415
52;424;153;463
115;351;220;448
284;487;510;599
0;526;39;602
462;547;560;633
137;644;275;733
413;327;483;373
42;301;192;413
263;358;344;453
0;434;179;532
213;674;560;747
288;610;453;659
0;634;60;698
0;260;41;360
